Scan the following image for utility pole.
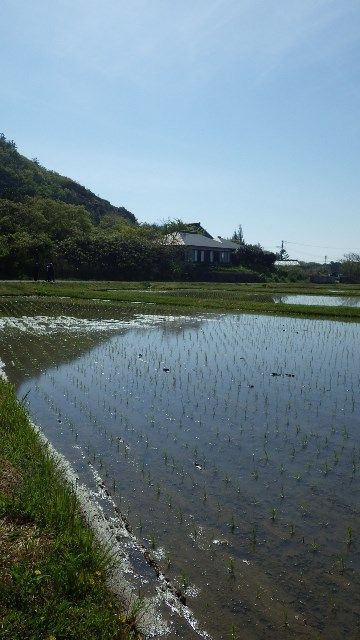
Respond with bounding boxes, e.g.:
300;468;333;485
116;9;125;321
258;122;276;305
325;255;327;265
277;240;289;261
278;240;285;260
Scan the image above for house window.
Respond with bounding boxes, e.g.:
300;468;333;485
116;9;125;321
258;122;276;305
220;251;225;262
210;250;214;263
200;251;205;262
193;249;198;262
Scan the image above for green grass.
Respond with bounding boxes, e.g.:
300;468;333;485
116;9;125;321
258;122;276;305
0;279;360;320
0;379;139;640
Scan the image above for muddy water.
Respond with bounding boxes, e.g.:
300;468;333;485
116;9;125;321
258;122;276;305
0;297;359;639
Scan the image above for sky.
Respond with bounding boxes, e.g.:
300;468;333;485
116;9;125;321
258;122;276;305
1;0;360;262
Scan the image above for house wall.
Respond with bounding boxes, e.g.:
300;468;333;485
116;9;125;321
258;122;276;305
190;248;232;264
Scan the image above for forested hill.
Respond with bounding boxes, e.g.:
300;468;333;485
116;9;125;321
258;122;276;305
0;134;136;224
0;134;275;281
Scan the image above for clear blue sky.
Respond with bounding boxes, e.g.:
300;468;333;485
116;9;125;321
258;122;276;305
1;0;360;262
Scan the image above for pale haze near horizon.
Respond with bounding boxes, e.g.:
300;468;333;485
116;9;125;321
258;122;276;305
1;0;360;262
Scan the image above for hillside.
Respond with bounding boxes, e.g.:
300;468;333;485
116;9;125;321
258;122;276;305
0;134;276;281
0;134;136;224
0;134;178;280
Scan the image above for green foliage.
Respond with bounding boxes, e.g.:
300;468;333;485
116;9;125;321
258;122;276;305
0;379;137;639
158;218;211;236
231;225;245;245
277;248;290;261
0;134;275;280
0;197;94;276
273;266;308;282
231;243;276;270
341;253;360;281
0;134;136;224
0;281;359;320
0;135;196;279
59;235;184;280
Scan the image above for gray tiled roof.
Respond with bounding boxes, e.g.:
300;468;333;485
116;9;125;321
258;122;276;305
216;236;241;249
165;232;239;250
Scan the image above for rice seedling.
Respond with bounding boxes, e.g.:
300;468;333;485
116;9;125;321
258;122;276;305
191;523;199;541
149;533;157;550
179;572;190;590
282;610;290;629
249;526;257;549
226;557;235;579
338;555;345;574
310;539;319;553
346;527;353;547
228;514;236;533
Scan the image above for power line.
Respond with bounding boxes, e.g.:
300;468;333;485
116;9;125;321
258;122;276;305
283;240;359;252
268;245;337;259
291;251;328;260
268;243;343;261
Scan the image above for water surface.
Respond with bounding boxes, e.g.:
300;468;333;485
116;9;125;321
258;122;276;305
273;294;360;307
0;298;359;639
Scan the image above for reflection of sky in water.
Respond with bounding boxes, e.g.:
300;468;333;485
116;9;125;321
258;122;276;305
274;295;360;307
4;313;360;640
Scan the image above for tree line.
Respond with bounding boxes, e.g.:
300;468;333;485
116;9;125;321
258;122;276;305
0;135;277;280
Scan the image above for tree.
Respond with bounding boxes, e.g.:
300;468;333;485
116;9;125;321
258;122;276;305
232;244;276;269
0;133;136;223
277;248;290;261
231;225;245;245
276;241;290;261
340;253;360;280
159;219;210;236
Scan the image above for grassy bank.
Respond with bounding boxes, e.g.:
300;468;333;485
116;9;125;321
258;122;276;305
0;378;139;640
0;279;360;320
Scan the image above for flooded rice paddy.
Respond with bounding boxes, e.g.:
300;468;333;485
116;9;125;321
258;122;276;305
0;297;359;639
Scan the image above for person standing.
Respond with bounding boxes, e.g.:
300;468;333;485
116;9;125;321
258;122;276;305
33;261;40;282
46;262;55;282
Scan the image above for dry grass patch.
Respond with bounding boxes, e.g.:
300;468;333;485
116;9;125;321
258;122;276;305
0;517;50;575
0;458;22;496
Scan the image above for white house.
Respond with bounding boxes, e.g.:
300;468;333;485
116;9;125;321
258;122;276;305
164;230;239;265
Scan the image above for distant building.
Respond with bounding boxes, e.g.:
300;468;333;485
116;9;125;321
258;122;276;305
164;229;239;264
274;260;300;267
